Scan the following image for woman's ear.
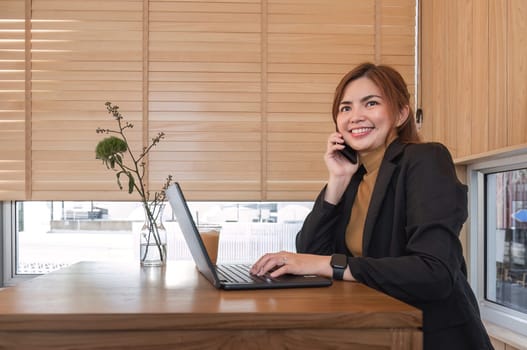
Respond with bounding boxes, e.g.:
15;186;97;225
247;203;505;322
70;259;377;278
396;105;410;127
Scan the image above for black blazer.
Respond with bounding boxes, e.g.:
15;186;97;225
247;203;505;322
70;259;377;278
296;139;493;350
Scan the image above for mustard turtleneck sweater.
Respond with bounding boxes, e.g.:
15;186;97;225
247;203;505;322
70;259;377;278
345;139;393;257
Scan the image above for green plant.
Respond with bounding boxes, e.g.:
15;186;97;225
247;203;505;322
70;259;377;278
96;101;172;264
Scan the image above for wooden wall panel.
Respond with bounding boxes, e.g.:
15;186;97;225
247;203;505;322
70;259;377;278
421;0;527;159
418;0;432;142
471;0;489;154
488;0;508;150
421;0;450;147
455;0;473;157
508;0;527;146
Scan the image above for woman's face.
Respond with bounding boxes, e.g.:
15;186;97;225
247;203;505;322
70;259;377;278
336;76;405;156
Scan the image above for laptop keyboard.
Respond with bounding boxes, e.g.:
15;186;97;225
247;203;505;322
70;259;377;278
216;264;270;284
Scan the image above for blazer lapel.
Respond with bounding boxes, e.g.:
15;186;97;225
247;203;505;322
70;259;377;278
362;140;406;254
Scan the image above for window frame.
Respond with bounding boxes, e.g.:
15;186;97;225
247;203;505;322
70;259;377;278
467;150;527;337
2;202;39;286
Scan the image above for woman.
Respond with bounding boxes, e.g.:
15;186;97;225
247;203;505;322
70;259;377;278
251;63;493;349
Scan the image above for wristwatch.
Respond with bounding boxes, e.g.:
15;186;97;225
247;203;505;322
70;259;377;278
330;254;347;280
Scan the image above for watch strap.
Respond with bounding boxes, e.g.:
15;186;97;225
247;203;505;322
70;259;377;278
332;266;345;280
330;254;347;280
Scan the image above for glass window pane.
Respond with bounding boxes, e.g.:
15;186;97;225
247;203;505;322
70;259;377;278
486;169;527;314
16;201;142;274
15;200;313;275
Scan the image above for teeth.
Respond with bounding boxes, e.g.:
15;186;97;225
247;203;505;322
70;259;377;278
351;128;372;134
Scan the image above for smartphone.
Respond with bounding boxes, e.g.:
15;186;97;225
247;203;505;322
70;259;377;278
339;143;358;164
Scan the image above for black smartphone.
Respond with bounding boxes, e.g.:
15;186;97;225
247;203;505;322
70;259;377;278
339;143;357;164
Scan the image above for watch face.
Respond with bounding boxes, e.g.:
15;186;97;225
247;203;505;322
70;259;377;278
331;254;347;268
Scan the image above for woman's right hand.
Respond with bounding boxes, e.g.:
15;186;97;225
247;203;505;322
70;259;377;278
323;133;359;204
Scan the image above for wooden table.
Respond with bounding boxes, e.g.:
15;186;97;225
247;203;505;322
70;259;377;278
0;261;422;349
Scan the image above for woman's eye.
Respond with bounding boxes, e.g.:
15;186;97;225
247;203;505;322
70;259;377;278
339;106;351;112
366;100;379;107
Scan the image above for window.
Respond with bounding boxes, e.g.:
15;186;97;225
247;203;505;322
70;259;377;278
486;170;527;315
467;150;527;337
2;200;313;286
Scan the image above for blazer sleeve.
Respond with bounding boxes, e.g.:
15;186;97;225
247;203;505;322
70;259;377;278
295;186;342;255
347;143;469;303
296;167;364;255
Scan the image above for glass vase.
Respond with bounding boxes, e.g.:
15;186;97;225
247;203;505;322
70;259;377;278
139;203;167;267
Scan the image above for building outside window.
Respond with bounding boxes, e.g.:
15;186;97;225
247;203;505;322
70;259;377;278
2;200;313;286
486;169;527;316
468;151;527;338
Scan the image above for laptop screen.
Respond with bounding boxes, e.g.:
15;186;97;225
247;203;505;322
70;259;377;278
166;183;222;288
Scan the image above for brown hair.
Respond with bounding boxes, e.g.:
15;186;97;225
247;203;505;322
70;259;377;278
332;62;421;143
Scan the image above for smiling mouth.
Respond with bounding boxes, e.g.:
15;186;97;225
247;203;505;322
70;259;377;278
351;127;374;135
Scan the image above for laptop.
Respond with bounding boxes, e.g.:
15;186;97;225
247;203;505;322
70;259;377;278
166;183;332;290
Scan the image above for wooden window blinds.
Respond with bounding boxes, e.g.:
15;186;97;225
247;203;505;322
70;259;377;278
0;0;416;201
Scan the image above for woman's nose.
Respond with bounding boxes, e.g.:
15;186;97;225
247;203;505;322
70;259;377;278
348;107;365;123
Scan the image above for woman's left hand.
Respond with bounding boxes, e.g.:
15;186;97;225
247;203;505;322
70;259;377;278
250;251;331;279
